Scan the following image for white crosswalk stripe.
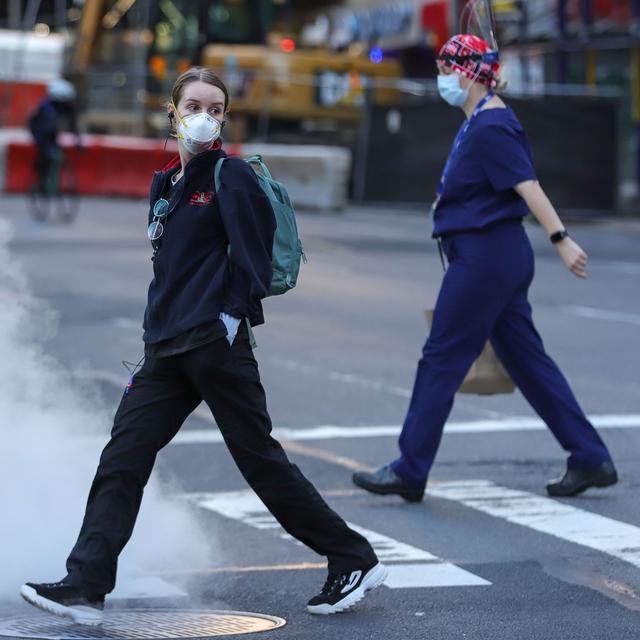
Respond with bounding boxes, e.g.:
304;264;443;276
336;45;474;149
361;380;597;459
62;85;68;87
181;481;640;590
430;480;640;569
184;490;490;589
167;413;640;445
82;373;640;439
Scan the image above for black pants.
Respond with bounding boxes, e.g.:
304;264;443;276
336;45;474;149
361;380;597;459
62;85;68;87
65;327;376;594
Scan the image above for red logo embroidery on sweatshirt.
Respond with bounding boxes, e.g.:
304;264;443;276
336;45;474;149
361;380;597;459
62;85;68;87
189;191;214;206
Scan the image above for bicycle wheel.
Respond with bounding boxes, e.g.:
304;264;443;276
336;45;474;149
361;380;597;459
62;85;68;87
56;161;79;224
28;184;51;222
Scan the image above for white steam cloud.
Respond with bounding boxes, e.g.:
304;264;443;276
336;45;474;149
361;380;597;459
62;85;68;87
0;219;214;602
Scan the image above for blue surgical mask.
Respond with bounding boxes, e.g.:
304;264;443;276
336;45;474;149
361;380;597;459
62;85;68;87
437;74;469;107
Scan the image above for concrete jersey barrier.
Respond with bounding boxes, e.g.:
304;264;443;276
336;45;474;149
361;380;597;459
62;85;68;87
241;144;352;211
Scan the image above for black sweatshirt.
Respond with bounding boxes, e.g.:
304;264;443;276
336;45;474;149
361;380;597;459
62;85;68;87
142;147;276;345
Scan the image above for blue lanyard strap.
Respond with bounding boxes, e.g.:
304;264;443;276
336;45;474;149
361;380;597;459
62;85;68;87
435;92;494;200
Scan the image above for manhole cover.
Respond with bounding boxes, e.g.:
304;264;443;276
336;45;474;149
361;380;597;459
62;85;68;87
0;609;286;639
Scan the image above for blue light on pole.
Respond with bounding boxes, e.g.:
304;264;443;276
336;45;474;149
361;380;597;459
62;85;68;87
370;47;383;64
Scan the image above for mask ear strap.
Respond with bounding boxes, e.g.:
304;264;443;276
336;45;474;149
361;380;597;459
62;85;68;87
170;98;189;129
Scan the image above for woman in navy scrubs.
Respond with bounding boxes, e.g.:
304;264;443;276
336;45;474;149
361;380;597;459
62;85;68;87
353;34;617;502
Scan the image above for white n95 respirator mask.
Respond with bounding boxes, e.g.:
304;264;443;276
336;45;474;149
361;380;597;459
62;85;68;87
175;112;222;155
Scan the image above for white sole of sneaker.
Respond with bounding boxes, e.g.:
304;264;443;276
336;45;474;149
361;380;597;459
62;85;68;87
20;585;103;626
307;562;388;615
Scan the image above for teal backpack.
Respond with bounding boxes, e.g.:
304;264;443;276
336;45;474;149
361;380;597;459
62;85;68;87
214;155;306;297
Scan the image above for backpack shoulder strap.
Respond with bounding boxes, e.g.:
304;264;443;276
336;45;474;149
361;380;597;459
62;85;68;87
214;156;226;192
245;155;273;180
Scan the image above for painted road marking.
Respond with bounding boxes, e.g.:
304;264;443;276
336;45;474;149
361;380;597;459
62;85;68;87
169;413;640;446
152;562;328;577
601;261;640;276
562;305;640;327
112;317;142;331
263;357;414;399
84;370;640;442
185;490;490;590
384;563;488;589
87;370;640;439
265;358;501;419
279;440;369;472
430;480;640;569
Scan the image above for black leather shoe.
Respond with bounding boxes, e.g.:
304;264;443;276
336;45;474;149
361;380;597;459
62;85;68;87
353;465;424;503
546;460;618;497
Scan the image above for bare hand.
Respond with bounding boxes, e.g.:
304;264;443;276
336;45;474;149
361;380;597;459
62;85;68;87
556;237;588;278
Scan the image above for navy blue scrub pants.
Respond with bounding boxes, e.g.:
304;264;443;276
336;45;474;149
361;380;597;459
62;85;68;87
391;219;612;488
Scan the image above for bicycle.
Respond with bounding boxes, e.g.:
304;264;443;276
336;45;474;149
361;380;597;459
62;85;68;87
28;149;80;224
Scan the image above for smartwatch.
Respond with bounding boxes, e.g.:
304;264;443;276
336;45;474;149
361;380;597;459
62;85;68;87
550;230;569;244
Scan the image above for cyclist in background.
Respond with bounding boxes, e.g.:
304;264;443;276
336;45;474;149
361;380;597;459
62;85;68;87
28;79;79;194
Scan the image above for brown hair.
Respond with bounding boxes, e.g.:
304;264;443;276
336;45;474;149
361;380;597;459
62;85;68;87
170;67;229;113
493;72;508;94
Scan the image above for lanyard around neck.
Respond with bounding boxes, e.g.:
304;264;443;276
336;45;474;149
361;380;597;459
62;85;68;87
435;92;495;200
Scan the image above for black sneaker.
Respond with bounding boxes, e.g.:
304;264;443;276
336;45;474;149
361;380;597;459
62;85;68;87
20;581;105;626
307;562;387;615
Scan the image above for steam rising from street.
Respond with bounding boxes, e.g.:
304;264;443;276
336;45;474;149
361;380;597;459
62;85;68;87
0;219;213;601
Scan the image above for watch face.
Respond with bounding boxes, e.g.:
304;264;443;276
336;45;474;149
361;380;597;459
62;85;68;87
550;230;568;244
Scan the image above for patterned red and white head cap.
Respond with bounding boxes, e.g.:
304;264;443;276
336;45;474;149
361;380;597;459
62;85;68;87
437;34;500;88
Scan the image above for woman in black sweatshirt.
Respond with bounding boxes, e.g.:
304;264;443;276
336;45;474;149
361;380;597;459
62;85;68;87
21;68;385;624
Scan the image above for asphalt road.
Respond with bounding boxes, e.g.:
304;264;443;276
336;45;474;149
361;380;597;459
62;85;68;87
1;194;639;640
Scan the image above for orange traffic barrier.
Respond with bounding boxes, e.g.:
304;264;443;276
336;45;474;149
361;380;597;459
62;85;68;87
0;81;47;128
5;134;242;197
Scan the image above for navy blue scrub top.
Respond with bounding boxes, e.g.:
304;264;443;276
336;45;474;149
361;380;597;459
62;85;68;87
433;106;537;237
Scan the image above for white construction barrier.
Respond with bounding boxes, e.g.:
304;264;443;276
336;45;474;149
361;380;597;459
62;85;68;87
242;144;352;211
